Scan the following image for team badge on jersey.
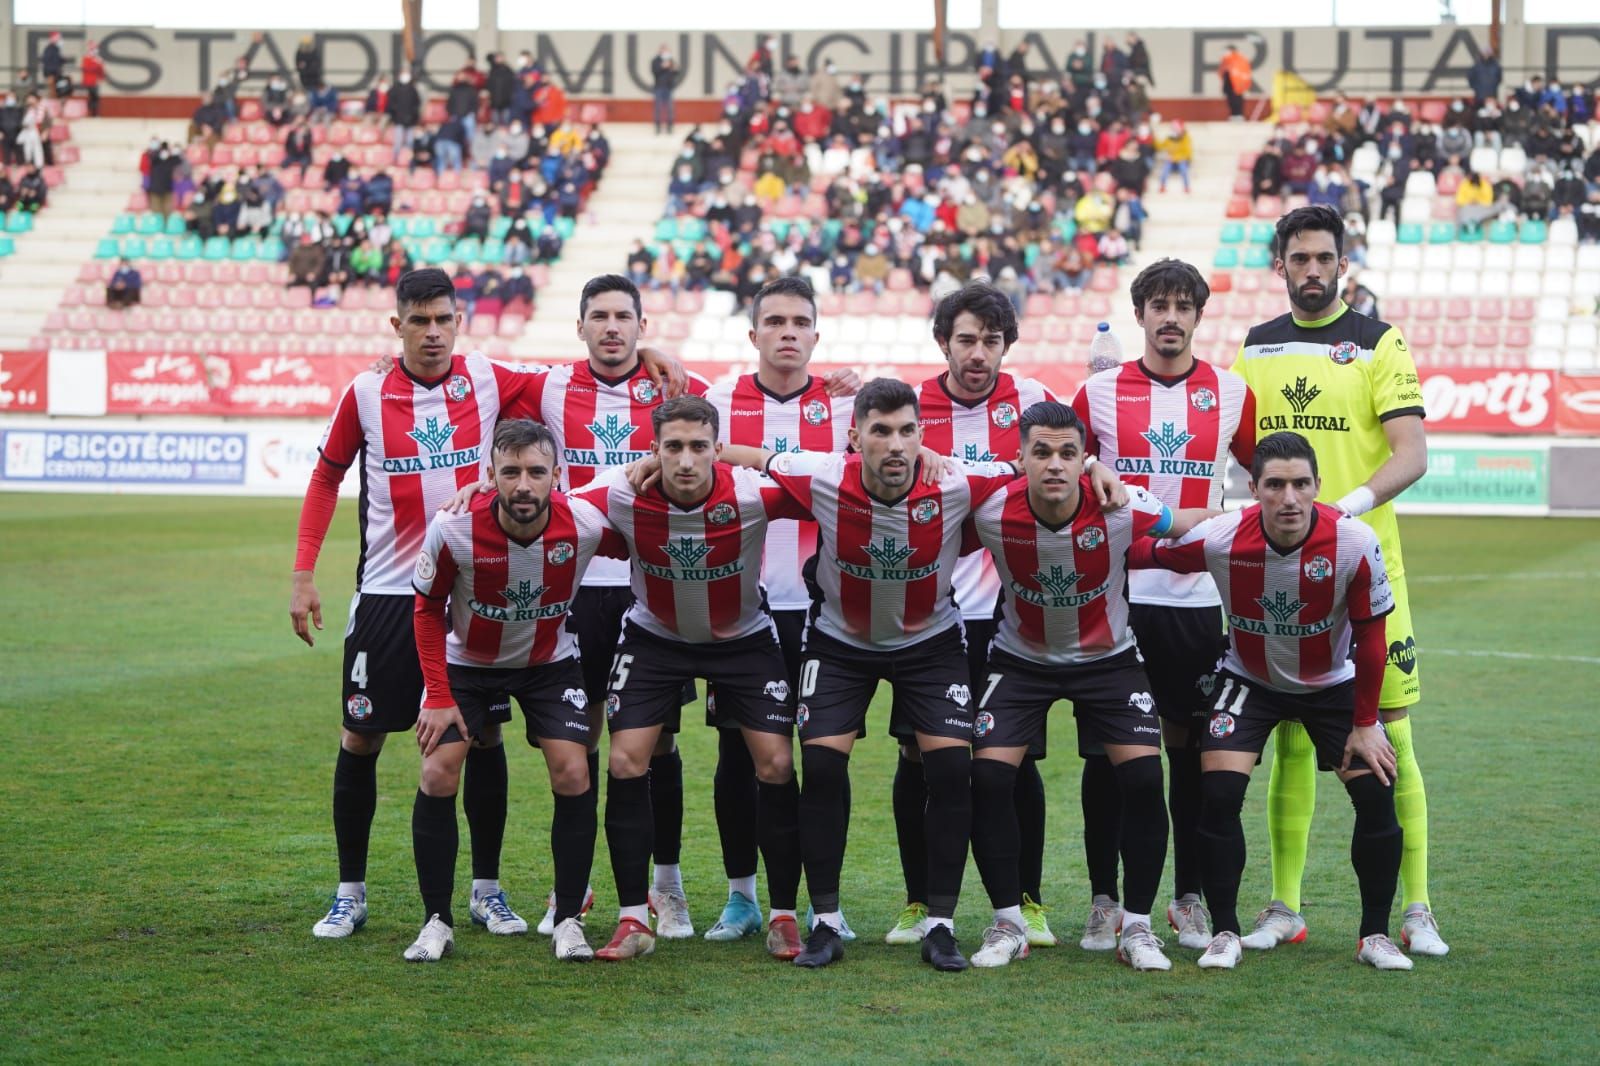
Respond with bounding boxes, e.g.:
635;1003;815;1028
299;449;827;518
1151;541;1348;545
631;377;658;403
346;694;373;721
1128;691;1156;714
803;399;829;425
547;542;574;565
605;693;621;720
1190;387;1217;412
796;704;810;729
945;683;971;707
1330;340;1359;365
415;550;436;582
764;679;790;702
445;374;472;402
1303;555;1333;582
1076;527;1105;551
910;499;941;525
991;402;1018;428
973;711;995;738
708;502;737;525
1209;712;1235;738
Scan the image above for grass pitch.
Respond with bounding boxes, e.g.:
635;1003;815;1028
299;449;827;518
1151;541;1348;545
3;495;1598;1063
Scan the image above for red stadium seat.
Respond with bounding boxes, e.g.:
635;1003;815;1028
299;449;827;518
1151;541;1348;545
1412;299;1442;321
844;292;876;315
1472;324;1501;348
1252;196;1283;219
234;147;260;167
59;286;84;308
222;124;246;145
224;288;251;309
1018;321;1045;345
1507;299;1535;321
210;312;238;334
1441;324;1469;348
213;264;240;285
1503;325;1531;350
84;286;107;307
876;293;904;316
1051;293;1082;317
497;315;528;338
1209;272;1234;294
210;147;234;166
1385;297;1411;320
1024;293;1052;318
1444;298;1473;321
153;313;181;334
168;287;195;309
468;315;497;339
674;290;704;314
661;318;691;342
1225;197;1250;219
901;293;933;317
239;100;262;122
251;288;279;310
141;288;168;308
280;286;312;309
42;311;67;333
1277;104;1302;123
180;311;209;334
264;313;292;334
1475;298;1504;321
94;310;126;333
326;124;352;146
1408;324;1438;347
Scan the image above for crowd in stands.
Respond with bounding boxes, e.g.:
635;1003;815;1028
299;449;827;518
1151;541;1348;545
632;34;1179;313
1246;68;1600;247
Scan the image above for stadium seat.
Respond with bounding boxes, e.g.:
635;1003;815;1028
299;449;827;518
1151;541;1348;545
1219;223;1245;244
1396;223;1424;245
1426;223;1455;245
1225;197;1250;219
1518;220;1547;244
1486;220;1518;243
1212;247;1240;269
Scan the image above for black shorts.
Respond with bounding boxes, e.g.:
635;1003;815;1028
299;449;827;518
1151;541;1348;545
798;626;974;744
1129;603;1228;737
888;616;1047;758
974;647;1163;752
1204;669;1368;772
709;607;808;729
441;659;591;747
572;585;693;734
341;593;424;733
608;624;794;736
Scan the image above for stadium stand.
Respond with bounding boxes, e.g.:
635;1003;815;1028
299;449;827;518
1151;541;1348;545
0;94;81;344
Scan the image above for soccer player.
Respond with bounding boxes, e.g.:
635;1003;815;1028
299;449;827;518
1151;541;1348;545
1131;431;1412;971
407;419;615;963
1071;259;1256;952
702;275;860;943
1235;206;1445;955
965;401;1212;970
890;282;1062;950
572;396;807;962
734;378;1020;971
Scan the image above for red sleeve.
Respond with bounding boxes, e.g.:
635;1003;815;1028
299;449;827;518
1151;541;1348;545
294;458;345;572
319;383;364;468
1070;386;1100;455
1351;615;1387;728
959;516;983;557
687;373;710;396
1229;386;1257;469
414;592;455;709
597;527;629;560
1128;533;1209;573
494;361;549;420
761;483;814;522
763;457;816;512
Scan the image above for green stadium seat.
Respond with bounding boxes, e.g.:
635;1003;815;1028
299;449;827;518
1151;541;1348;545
481;238;505;262
1054;218;1077;242
421;237;452;264
95;237;120;259
1427;222;1455;244
110;212;135;235
147;237;174;261
1396;223;1424;244
120;237;147;258
489;216;512;239
1212;247;1240;269
1219;222;1245;244
1455;222;1482;244
332;214;353;237
231;236;259;260
136;212;163;235
411;218;438;239
387;216;408;237
203;236;230;260
7;212;34;234
526;216;546;236
453;237;482;261
678;218;707;242
257;236;284;261
556;217;575;239
1519;220;1547;244
822;219;843;241
1243;245;1272;269
165;212;187;236
175;234;202;260
768;220;791;242
1486;219;1517;243
0;236;14;257
654;218;677;242
1249;222;1275;245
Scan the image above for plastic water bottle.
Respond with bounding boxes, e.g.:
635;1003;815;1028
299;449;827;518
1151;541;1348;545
1087;321;1124;373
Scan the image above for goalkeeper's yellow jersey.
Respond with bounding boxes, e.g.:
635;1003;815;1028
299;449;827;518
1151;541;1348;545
1236;301;1425;575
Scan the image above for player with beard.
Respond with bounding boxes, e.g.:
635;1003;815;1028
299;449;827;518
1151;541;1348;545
1234;207;1445;956
1070;260;1255;953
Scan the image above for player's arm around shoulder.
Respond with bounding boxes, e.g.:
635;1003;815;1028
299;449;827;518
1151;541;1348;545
1351;325;1429;510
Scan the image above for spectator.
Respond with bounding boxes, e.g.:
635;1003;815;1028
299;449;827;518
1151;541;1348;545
41;31;64;84
362;169;394;213
146;142;179;216
1281;140;1317;194
1155;120;1192;192
287;233;325;287
78;40;104;117
625;239;655;288
1377;173;1405;225
854;242;890;291
487;53;515;127
17;93;45;168
1074;184;1114;234
446;69;480;147
365;76;391;125
294;36;322;91
1126;33;1154;86
774;56;808;110
1065;40;1093;101
1097;227;1129;265
436;116;467;173
1219;44;1252;121
106;258;142;309
1251;142;1284;200
1468;49;1502;107
1112;187;1147;250
808;58;842;112
386;71;422;160
0;91;20;166
16;167;46;212
1344;277;1379;317
1307;164;1347;210
0;169;13;213
237;170;274;235
284;119;313;175
262;74;292;127
350;237;381;285
503;263;535;311
461;194;492;240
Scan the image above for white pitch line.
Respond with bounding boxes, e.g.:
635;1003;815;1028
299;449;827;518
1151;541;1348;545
1429;648;1600;666
1408;572;1600;583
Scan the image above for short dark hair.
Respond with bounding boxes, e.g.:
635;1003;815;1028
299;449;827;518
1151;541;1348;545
932;280;1019;349
1018;400;1086;445
1250;430;1319;481
1129;258;1210;315
750;275;818;327
652;394;720;439
491;418;558;463
853;377;919;426
396;267;455;313
579;273;642;319
1274;204;1344;261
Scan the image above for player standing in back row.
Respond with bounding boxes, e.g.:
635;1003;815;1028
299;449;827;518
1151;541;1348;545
1235;206;1446;956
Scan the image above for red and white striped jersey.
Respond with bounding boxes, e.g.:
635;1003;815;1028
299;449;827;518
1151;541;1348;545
1140;503;1393;694
705;373;853;611
1072;360;1255;608
765;450;1018;650
919;371;1056;621
572;465;807;644
318;352;543;595
527;360;709;587
413;491;619;671
969;477;1173;666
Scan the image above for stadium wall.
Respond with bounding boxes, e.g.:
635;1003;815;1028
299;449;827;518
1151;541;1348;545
11;23;1599;115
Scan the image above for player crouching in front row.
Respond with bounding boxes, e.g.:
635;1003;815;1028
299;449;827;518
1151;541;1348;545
1131;431;1411;970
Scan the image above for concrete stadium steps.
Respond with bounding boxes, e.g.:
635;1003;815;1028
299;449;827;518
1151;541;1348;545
0;118;186;346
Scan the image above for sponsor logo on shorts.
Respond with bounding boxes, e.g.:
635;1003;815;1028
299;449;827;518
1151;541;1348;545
765;712;794;724
944;718;969;729
605;694;621;720
346;694;373;721
563;720;591;732
1132;725;1161;735
764;679;791;702
804;399;829;425
911;499;941;525
547;541;574;565
1075;527;1105;551
631;378;658;404
562;688;588;709
1128;691;1155;714
415;550;436;582
1190;387;1217;412
1303;555;1333;582
445;374;472;402
946;683;971;707
1387;636;1417;675
1196;673;1219;697
1330;340;1360;365
991;402;1018;428
973;711;995;738
708;502;737;525
1209;712;1236;738
796;704;809;728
